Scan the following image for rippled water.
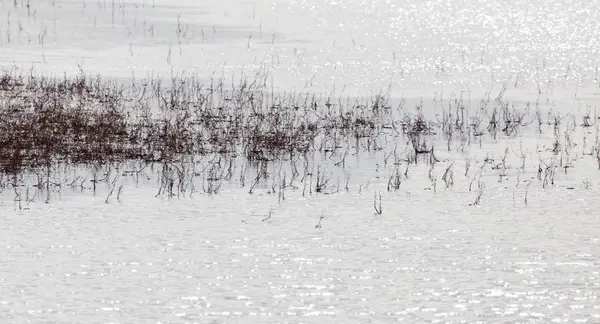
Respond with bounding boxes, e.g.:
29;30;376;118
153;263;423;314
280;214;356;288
1;0;600;323
2;185;600;323
2;0;600;99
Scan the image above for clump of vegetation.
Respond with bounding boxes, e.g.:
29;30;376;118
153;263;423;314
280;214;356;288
1;68;598;213
0;68;386;174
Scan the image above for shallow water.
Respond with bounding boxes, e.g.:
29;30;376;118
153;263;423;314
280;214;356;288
1;0;600;323
2;185;600;323
2;0;600;100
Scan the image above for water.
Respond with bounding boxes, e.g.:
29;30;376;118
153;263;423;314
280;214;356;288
2;187;599;323
1;0;600;323
2;0;600;100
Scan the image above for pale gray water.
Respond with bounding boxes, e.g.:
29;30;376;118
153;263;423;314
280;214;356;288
1;0;600;323
2;185;600;323
2;0;600;100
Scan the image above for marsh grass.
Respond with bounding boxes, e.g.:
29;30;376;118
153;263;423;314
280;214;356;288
0;68;376;172
1;68;598;210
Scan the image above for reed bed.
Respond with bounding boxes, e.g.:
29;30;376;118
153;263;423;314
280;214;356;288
1;68;599;211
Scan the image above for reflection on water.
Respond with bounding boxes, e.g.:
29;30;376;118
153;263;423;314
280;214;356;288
1;0;600;322
1;185;599;323
2;0;600;99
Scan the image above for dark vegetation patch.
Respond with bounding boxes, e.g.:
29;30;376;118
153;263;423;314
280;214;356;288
0;69;389;174
1;68;598;211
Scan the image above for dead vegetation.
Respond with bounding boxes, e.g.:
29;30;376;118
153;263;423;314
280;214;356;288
0;69;598;211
